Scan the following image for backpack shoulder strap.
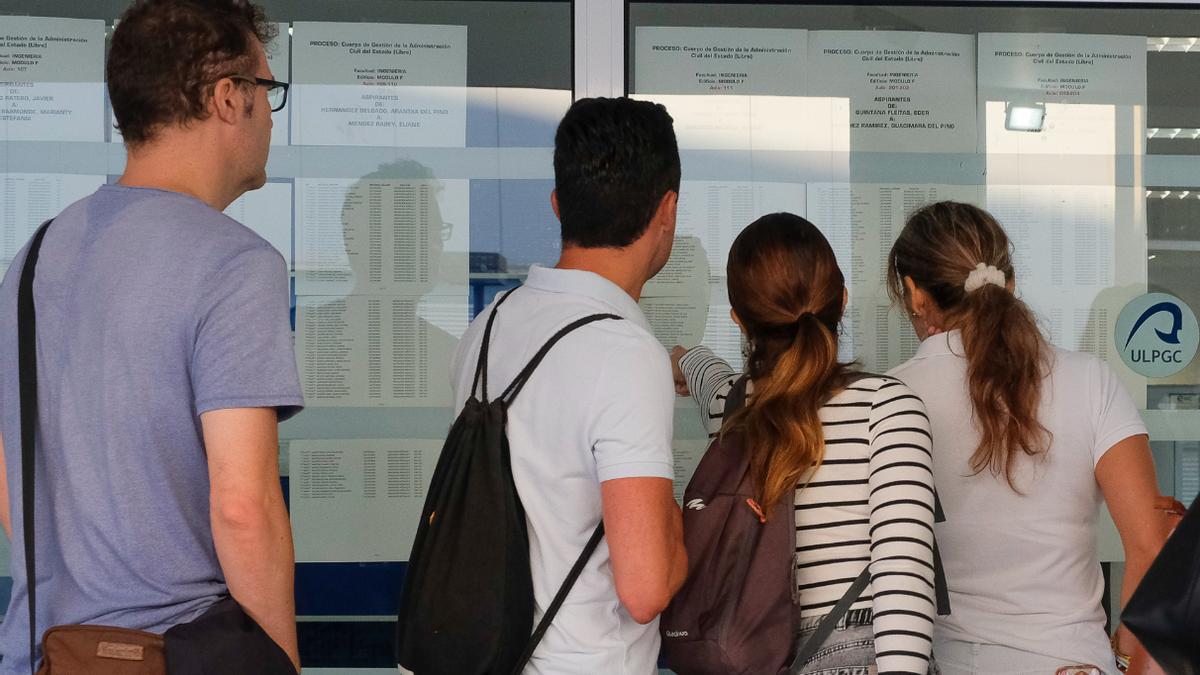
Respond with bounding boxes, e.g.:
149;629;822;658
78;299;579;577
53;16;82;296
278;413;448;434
470;288;518;402
788;565;870;673
500;310;621;670
509;522;605;674
499;312;621;404
862;376;952;615
18;220;53;675
722;374;750;417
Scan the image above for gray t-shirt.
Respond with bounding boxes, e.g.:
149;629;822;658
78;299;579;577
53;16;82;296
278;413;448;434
0;184;305;673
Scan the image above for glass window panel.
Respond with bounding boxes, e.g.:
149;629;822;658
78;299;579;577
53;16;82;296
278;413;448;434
629;1;1200;635
1;0;569;669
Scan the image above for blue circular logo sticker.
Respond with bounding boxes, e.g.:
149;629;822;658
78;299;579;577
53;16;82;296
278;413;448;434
1115;293;1199;378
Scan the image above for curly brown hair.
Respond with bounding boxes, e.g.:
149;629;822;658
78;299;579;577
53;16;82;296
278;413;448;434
108;0;277;146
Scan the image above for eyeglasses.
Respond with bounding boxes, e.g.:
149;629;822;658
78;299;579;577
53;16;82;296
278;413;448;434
226;75;289;112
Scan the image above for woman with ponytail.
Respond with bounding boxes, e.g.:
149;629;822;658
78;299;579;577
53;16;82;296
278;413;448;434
672;213;938;674
887;201;1168;673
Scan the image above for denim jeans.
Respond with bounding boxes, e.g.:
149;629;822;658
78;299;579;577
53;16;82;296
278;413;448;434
933;638;1117;675
795;608;938;675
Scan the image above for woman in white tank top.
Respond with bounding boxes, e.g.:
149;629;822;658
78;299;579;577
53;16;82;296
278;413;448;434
885;201;1169;674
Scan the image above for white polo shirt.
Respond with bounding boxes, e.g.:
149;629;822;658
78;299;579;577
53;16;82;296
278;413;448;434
889;330;1146;671
450;264;675;675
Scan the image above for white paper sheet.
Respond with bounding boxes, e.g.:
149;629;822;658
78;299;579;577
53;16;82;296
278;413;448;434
295;294;464;407
808;31;977;153
649;180;807;291
292;22;467;147
984;101;1117;158
0;17;105;142
0;173;103;275
640;296;709;351
808;182;984;371
295;177;469;296
224;181;293;267
634;94;850;153
986;183;1117;361
808;182;983;292
289;439;439;562
267;25;291;146
699;285;744;373
634;27;807;96
977;33;1146;106
644;236;710;299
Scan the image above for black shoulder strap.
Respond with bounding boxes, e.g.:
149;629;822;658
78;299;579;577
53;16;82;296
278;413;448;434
768;370;949;667
18;220;53;675
499;312;621;404
789;565;870;673
722;374;750;418
848;373;952;616
502;311;619;670
510;523;605;674
932;495;951;616
471;289;620;672
470;288;518;402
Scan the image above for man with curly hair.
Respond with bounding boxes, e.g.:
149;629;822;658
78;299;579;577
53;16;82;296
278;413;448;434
0;1;302;671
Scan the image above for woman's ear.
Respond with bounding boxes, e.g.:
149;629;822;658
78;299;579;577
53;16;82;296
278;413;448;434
903;276;930;317
729;307;745;333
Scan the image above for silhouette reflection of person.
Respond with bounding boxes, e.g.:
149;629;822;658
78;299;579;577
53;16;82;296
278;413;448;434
303;159;459;406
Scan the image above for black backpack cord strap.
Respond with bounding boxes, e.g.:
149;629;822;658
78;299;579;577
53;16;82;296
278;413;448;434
471;288;518;402
510;522;605;674
788;565;871;674
18;220;53;675
932;491;951;616
500;313;621;404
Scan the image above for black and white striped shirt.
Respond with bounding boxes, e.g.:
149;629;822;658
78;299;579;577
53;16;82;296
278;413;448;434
680;346;936;675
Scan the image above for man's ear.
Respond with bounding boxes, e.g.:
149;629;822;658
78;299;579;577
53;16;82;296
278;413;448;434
210;77;243;125
657;190;678;232
550;190;560;220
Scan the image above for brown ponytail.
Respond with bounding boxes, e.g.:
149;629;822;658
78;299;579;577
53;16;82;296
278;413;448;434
724;213;854;515
887;201;1050;489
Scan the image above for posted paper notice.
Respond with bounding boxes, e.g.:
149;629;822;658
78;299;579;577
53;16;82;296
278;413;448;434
808;31;977;153
978;33;1146;106
0;17;105;142
1;173;103;275
292;22;467;147
634;27;807;96
290;439;439;562
295;294;464;407
295;177;469;296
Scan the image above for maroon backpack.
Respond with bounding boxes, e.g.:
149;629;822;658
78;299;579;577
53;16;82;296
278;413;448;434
661;374;949;675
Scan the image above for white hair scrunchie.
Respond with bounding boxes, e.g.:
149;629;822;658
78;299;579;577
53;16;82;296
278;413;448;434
964;263;1006;293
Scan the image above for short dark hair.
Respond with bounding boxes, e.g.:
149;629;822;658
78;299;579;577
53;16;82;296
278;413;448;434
553;97;681;248
108;0;276;146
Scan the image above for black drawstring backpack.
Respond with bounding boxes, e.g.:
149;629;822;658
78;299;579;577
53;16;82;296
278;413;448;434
396;289;618;674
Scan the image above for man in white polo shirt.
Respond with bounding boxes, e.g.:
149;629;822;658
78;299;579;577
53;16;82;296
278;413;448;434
450;97;687;673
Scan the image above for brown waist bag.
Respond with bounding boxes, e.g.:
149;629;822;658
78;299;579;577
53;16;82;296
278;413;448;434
37;625;165;675
34;597;297;675
18;221;294;675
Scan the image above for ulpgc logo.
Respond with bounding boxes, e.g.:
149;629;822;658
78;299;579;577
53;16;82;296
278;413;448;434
1115;293;1199;377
